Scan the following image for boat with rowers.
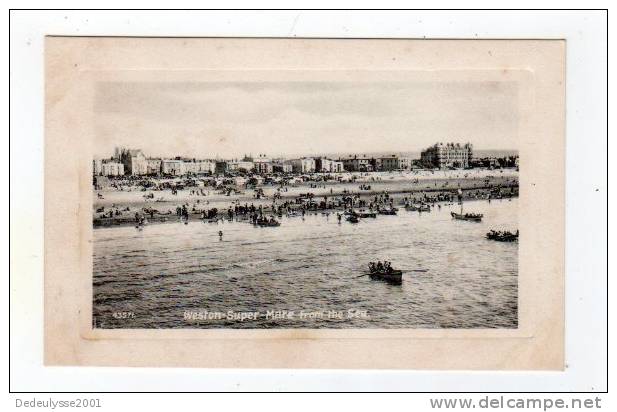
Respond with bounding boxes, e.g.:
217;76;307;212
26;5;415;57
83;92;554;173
405;203;431;212
486;229;518;242
451;193;482;221
254;216;281;227
367;261;402;284
451;211;483;222
356;210;377;218
346;214;359;223
378;207;397;215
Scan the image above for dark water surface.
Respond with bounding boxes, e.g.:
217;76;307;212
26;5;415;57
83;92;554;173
93;199;518;329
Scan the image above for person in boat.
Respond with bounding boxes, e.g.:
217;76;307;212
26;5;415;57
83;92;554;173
384;261;392;274
376;261;384;273
368;262;376;273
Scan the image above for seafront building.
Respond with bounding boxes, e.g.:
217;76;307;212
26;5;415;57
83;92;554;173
227;160;255;172
314;157;344;173
215;161;228;174
161;159;185;176
119;148;149;175
98;147;416;177
332;160;344;172
290;157;316;173
379;155;400;171
340;155;373;172
398;157;413;171
100;162;124;176
273;162;293;173
94;143;492;178
420;142;473;169
146;158;162;175
182;159;216;175
93;158;124;177
255;161;274;174
93;158;103;176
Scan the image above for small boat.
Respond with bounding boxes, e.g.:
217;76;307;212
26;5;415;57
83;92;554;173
255;219;281;227
346;215;359;223
357;210;377;218
368;270;403;284
451;211;483;222
378;208;397;215
486;230;518;242
405;204;430;212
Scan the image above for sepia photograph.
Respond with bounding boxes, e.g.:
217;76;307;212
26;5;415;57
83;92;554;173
91;78;520;330
41;35;569;370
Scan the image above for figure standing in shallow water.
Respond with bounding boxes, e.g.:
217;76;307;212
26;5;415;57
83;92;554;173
218;230;223;241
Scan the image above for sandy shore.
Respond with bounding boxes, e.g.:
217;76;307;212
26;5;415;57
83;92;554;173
93;169;518;228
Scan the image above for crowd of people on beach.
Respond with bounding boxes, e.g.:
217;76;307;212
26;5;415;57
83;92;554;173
95;182;517;227
93;167;519;229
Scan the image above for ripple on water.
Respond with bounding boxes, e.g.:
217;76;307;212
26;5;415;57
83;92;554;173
93;198;519;329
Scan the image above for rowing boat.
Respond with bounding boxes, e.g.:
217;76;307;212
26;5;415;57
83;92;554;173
368;270;403;284
346;215;359;223
405;204;430;212
378;208;397;215
486;231;518;242
451;211;483;222
255;220;281;227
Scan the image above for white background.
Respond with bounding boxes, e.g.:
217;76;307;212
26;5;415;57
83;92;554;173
6;3;609;404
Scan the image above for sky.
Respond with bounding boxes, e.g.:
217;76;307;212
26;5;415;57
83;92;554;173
94;80;519;159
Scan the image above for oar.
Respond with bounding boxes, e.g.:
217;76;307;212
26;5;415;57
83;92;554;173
373;268;429;273
354;269;428;279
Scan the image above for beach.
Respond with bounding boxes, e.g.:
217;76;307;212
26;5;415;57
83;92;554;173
93;168;519;227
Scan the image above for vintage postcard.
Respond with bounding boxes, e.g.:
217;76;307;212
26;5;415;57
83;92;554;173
45;38;564;368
